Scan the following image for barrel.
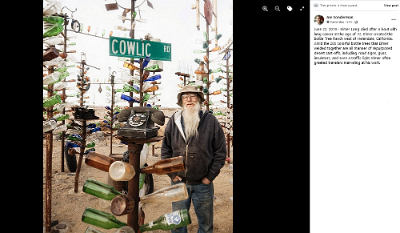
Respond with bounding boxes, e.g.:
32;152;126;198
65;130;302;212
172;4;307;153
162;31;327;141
107;154;128;192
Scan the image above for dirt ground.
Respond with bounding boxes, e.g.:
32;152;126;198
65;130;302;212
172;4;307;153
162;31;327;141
43;108;233;233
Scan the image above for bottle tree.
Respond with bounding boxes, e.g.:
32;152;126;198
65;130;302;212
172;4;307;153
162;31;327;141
193;31;223;112
218;39;233;163
43;12;69;233
62;53;101;173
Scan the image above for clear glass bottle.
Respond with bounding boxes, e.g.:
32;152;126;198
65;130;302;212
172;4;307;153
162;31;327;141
109;161;136;181
139;182;188;204
43;118;57;133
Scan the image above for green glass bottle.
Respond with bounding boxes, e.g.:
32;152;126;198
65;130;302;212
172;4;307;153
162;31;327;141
43;23;64;38
143;64;159;71
67;134;82;141
115;84;139;94
210;67;222;74
139;209;191;232
55;113;69;121
82;207;127;229
43;94;62;108
83;179;123;200
43;16;64;24
86;142;96;148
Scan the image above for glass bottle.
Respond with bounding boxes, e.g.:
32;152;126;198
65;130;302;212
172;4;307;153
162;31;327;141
43;72;60;85
109;161;136;181
81;207;127;229
116;84;139;93
43;16;64;24
85;226;103;233
66;141;80;148
83;179;123;200
121;94;140;103
43;94;62;108
143;64;159;71
139;182;188;204
142;56;151;69
54;113;69;121
210;67;222;74
195;61;207;74
43;23;64;38
140;156;184;175
85;151;116;172
114;226;135;233
210;90;222;95
143;74;161;82
43;118;57;133
67;134;83;141
139;209;191;232
86;142;95;148
53;124;67;134
143;85;159;93
123;61;139;70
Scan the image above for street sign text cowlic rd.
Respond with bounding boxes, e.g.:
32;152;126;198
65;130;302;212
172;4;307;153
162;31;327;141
109;36;171;61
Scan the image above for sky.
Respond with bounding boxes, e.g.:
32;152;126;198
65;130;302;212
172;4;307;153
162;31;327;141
44;0;233;108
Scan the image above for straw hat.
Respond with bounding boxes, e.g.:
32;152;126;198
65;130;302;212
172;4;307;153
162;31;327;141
176;85;205;107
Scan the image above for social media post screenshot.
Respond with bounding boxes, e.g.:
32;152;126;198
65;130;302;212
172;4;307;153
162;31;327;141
310;1;400;232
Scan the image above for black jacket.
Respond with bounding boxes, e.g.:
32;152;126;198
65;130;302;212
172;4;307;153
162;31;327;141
161;109;227;184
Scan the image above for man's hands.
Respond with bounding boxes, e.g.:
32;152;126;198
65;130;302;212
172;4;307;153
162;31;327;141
201;177;211;185
172;176;182;182
172;176;211;185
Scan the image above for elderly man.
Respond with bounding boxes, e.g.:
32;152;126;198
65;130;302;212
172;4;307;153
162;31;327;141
161;85;227;233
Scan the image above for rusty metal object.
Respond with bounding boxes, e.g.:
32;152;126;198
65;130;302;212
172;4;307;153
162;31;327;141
111;194;135;216
45;66;54;233
74;120;87;193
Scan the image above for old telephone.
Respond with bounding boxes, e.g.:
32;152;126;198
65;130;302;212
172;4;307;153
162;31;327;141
117;106;165;138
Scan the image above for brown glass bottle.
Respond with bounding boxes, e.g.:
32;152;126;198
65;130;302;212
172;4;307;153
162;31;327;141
140;156;184;175
85;151;116;172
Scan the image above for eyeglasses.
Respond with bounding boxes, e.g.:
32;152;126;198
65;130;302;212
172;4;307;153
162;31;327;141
181;94;198;100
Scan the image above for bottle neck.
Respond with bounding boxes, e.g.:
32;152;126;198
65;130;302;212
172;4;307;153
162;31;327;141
140;217;164;231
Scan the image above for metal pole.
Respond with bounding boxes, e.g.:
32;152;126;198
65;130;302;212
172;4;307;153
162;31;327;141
80;61;85;107
139;58;143;106
74;120;87;193
129;0;136;108
212;0;218;47
226;54;230;162
110;75;115;155
127;143;143;231
45;65;54;233
206;22;210;111
61;13;68;172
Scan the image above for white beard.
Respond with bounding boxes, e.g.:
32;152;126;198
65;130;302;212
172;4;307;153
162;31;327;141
182;102;201;139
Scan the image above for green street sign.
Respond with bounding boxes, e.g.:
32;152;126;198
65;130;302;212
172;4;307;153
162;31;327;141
109;36;171;61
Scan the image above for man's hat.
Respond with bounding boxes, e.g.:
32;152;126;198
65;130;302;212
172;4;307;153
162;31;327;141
176;85;205;107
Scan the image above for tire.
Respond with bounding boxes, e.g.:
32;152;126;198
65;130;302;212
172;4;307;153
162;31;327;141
64;144;77;172
144;168;154;195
